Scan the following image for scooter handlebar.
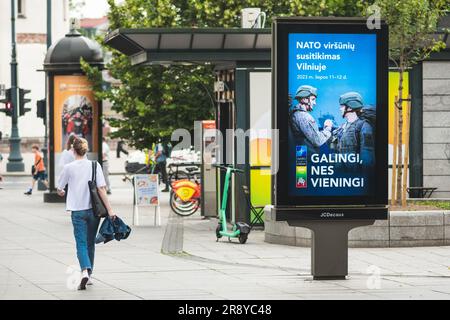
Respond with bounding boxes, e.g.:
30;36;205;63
213;164;245;173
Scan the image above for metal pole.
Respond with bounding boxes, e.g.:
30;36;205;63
47;0;52;48
7;0;25;172
39;0;51;190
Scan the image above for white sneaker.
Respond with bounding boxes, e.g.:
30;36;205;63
87;277;93;285
78;270;89;290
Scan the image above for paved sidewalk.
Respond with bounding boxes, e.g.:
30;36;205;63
0;151;127;176
0;176;449;300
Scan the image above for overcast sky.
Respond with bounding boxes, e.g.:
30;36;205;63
71;0;123;18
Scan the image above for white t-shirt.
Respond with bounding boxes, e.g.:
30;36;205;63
57;159;107;211
58;149;76;170
102;142;110;161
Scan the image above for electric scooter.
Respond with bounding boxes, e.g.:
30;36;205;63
214;165;251;244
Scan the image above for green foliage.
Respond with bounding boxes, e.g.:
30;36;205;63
69;0;86;14
414;200;450;210
374;0;449;68
82;0;369;150
374;0;448;205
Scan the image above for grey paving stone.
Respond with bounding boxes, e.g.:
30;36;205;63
295;227;311;239
264;234;296;246
295;238;311;247
390;226;444;241
349;226;389;241
423;61;450;79
348;240;390;248
389;211;444;227
389;240;445;247
444;212;450;226
423;79;450;95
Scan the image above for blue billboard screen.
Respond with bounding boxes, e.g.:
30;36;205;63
287;33;377;197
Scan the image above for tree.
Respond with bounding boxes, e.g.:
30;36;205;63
374;0;449;206
82;0;369;150
69;0;86;17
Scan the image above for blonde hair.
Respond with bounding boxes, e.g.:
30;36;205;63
66;134;77;151
73;137;89;156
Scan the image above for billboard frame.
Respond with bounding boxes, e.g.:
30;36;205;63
272;17;388;219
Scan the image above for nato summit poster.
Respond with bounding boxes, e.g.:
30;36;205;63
287;33;377;197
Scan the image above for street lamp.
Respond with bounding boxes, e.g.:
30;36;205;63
7;0;25;172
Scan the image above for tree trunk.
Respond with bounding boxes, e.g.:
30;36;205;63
391;96;398;205
401;96;411;207
395;60;405;206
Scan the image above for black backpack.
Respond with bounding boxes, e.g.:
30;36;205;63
359;106;376;129
353;106;376;149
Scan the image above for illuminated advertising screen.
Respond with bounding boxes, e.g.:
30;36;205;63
288;33;376;197
273;18;388;218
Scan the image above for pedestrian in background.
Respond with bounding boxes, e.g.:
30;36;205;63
56;137;116;290
102;137;111;194
0;152;3;184
58;134;78;202
0;132;3;183
59;134;77;170
116;140;128;158
24;144;49;195
155;141;169;192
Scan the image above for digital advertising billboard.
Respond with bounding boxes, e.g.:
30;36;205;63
272;18;388;219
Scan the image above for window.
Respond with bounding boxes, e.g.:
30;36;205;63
17;0;26;18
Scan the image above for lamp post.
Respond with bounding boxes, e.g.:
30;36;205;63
38;0;52;190
7;0;25;172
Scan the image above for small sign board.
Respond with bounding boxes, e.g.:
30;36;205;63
134;174;160;206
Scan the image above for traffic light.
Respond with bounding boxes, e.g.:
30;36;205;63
36;99;46;120
18;88;31;116
0;88;13;117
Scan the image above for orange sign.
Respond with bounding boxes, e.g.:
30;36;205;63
53;75;99;153
202;120;216;129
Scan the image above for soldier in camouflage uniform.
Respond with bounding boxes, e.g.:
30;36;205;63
332;92;375;166
289;85;333;153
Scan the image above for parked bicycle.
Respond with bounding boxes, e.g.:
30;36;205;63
122;162;161;184
169;167;202;217
167;162;201;184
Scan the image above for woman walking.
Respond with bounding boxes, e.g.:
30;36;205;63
57;137;115;290
59;133;77;170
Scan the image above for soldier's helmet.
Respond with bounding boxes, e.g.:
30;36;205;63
339;92;364;110
295;85;318;99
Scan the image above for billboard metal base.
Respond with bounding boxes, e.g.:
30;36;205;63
286;219;375;280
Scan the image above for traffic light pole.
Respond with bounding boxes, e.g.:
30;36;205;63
7;0;24;172
39;0;52;190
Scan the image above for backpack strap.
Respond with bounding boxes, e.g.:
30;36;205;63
35;156;42;167
91;161;96;183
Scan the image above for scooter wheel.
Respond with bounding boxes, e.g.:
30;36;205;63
238;233;248;244
215;224;222;239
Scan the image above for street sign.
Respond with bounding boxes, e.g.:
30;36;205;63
272;17;388;220
132;174;161;226
134;174;160;206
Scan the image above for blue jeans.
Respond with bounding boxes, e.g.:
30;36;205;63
71;209;100;272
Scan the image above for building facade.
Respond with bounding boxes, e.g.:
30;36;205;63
0;0;69;142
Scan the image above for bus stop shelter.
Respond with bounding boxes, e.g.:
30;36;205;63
104;28;272;225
